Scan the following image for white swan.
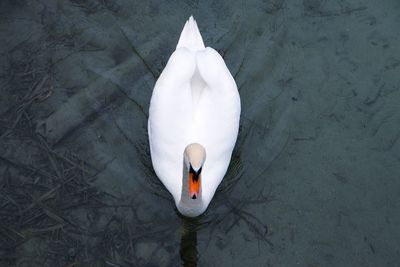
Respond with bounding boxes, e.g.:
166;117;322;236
148;16;241;217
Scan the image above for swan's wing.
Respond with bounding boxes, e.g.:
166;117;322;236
196;47;238;94
193;47;241;205
194;47;241;154
148;48;196;199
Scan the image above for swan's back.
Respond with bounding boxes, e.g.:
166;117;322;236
148;16;240;206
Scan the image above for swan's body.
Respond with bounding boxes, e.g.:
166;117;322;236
148;16;240;217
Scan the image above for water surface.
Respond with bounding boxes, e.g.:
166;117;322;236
0;0;399;266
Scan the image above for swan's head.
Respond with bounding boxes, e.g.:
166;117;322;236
183;143;206;200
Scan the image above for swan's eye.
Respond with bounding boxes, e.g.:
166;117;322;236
189;164;195;174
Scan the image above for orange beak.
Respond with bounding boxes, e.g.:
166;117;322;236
189;171;201;199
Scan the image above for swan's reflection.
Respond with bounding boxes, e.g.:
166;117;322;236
180;217;199;267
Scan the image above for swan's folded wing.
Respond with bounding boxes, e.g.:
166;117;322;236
194;47;240;144
195;47;238;93
155;48;196;90
148;48;197;199
150;48;196;138
192;47;241;205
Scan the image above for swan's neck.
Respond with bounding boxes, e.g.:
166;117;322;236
177;163;205;217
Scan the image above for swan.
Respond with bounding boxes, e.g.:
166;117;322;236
148;16;241;217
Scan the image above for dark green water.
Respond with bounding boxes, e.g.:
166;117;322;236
0;0;399;266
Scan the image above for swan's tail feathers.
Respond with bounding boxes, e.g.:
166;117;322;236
177;16;205;51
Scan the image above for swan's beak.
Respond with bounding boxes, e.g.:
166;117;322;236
189;166;201;200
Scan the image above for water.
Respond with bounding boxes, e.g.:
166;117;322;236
0;0;399;266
